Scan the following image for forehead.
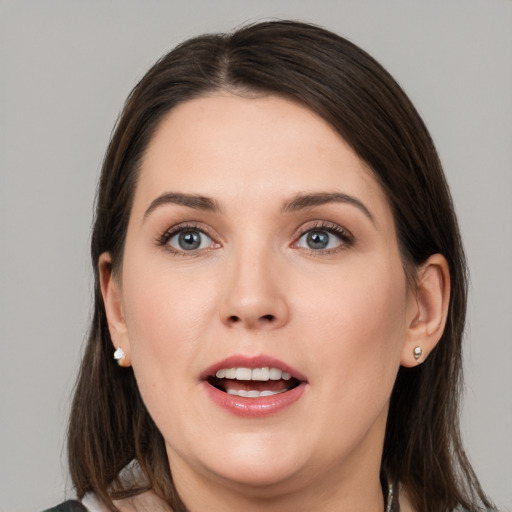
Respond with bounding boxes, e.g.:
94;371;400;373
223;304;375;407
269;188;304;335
134;93;390;219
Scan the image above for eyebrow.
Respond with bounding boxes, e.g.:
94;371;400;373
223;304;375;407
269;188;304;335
143;191;374;224
282;192;375;224
144;192;221;219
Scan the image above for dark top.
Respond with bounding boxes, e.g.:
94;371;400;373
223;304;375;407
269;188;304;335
42;501;88;512
42;499;497;511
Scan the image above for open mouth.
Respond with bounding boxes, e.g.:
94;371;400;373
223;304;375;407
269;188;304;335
207;367;302;398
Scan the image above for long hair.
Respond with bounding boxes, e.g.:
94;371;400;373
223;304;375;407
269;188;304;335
68;20;494;512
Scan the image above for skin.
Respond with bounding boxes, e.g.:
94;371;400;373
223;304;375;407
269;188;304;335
101;94;449;512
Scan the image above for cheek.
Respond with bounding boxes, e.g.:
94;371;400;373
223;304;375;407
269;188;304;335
294;257;408;384
120;255;220;373
120;260;223;437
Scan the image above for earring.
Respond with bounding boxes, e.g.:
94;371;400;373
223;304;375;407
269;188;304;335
413;346;422;360
113;347;126;365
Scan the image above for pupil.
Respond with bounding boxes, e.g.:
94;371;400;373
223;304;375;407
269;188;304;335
307;230;329;249
179;231;201;250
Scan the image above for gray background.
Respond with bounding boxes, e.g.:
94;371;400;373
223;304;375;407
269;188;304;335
1;1;511;511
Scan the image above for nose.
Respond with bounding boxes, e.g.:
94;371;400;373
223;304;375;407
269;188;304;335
219;249;289;330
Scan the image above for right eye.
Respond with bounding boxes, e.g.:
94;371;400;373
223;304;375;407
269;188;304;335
166;228;214;252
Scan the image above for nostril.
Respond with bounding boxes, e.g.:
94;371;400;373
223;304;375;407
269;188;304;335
227;314;275;324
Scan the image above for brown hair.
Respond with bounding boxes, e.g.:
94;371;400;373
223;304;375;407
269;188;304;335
68;20;494;512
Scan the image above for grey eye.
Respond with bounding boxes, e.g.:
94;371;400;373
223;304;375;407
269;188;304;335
297;229;342;250
168;229;212;251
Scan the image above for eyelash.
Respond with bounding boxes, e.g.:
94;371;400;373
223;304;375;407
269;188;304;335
156;221;354;256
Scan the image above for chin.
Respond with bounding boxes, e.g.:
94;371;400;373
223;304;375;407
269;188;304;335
194;433;309;491
221;461;299;488
206;462;305;497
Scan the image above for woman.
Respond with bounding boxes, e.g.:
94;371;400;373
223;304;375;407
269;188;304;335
48;20;495;512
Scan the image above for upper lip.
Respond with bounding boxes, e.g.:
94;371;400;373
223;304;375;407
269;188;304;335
200;354;307;382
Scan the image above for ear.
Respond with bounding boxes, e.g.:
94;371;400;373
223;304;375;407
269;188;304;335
401;254;450;367
99;252;131;367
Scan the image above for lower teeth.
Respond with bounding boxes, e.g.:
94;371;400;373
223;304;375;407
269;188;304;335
226;389;286;398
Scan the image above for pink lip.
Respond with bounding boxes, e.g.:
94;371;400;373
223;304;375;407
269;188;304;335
200;354;308;418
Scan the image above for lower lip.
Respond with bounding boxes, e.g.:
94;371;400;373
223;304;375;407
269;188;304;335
202;381;307;417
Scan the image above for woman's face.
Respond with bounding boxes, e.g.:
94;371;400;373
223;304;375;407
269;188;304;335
106;94;418;499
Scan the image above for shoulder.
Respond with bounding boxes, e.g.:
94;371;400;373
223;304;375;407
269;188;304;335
42;501;88;512
42;493;110;512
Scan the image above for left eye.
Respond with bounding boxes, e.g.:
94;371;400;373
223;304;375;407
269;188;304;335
167;229;213;251
296;229;344;251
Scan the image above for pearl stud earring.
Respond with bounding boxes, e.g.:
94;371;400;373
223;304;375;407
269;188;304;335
113;347;126;365
413;346;422;360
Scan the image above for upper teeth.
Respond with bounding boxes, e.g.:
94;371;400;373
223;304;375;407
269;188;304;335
215;367;292;381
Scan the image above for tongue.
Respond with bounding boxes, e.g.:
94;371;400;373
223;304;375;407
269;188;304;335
222;379;291;394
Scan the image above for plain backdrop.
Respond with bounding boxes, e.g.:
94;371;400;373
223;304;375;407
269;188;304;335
1;1;511;511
